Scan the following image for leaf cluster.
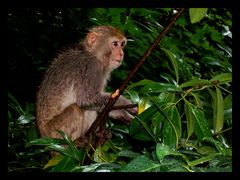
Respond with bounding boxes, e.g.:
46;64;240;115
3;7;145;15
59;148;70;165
8;8;232;172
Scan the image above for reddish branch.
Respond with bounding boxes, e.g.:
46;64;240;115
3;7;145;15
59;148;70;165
84;8;185;163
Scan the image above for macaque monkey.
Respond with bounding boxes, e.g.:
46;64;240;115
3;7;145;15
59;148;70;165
36;25;137;146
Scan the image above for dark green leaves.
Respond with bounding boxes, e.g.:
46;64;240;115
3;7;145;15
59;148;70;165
210;73;232;84
190;107;212;140
212;87;224;134
162;48;179;84
8;8;232;172
185;104;195;139
127;79;181;95
156;143;182;163
180;79;210;89
120;155;160;172
27;130;86;166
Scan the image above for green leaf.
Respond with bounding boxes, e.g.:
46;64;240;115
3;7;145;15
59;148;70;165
152;112;165;137
140;82;181;95
26;131;85;163
8;92;24;114
190;107;212;140
17;115;34;124
117;150;141;159
189;8;208;23
27;125;39;141
191;92;203;108
79;162;120;172
211;29;223;42
56;130;82;161
223;94;232;110
161;48;179;84
129;105;158;140
130;131;153;141
152;95;182;148
192;166;232;172
135;116;155;140
203;137;232;156
26;137;65;147
138;98;152;114
120;155;160;172
188;153;219;168
213;87;224;134
126;90;140;104
160;72;177;85
166;107;182;146
127;80;181;95
48;144;73;157
43;154;64;169
155;143;182;163
210;73;232;84
162;119;176;148
50;156;77;172
93;145;113;163
202;57;232;71
158;92;175;103
185;104;195;139
126;79;155;90
180;79;210;88
197;146;218;155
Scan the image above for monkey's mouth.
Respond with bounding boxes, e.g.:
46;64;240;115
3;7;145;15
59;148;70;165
114;59;122;63
112;60;122;68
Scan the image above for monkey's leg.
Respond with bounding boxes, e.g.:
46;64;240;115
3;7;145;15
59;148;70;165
43;104;97;148
43;104;85;140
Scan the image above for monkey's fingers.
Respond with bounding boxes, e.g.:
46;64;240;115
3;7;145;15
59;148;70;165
127;106;138;116
121;111;135;124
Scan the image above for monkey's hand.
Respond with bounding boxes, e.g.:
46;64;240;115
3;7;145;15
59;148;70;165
74;136;89;148
115;96;138;115
108;96;136;123
109;109;134;124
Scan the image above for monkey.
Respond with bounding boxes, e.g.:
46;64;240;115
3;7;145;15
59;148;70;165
36;25;137;147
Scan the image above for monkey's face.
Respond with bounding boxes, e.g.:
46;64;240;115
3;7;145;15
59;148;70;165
109;37;127;69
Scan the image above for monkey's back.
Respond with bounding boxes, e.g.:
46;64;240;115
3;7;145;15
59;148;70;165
36;47;104;137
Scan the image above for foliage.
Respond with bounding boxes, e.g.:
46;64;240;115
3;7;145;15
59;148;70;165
8;93;48;172
8;8;232;172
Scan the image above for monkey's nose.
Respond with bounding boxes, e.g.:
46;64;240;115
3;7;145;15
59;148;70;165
119;50;124;57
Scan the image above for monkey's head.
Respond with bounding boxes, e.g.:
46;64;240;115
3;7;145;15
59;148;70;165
84;26;127;70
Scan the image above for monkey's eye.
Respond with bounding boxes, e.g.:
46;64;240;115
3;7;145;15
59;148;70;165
121;41;126;48
112;41;119;47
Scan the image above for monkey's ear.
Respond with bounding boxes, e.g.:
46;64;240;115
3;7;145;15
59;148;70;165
87;32;98;45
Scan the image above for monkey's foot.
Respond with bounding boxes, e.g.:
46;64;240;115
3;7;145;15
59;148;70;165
96;129;112;146
74;136;89;148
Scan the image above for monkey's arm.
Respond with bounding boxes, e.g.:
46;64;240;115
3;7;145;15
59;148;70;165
79;92;137;123
79;92;132;111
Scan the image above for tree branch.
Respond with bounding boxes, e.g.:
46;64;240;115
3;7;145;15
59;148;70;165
84;8;185;164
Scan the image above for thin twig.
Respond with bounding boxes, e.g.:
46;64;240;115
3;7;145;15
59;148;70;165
111;104;138;110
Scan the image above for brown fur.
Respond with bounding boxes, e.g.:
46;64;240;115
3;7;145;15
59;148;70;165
36;26;136;144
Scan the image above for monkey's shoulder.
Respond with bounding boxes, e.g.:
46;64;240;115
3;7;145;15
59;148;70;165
51;48;93;67
46;47;103;81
